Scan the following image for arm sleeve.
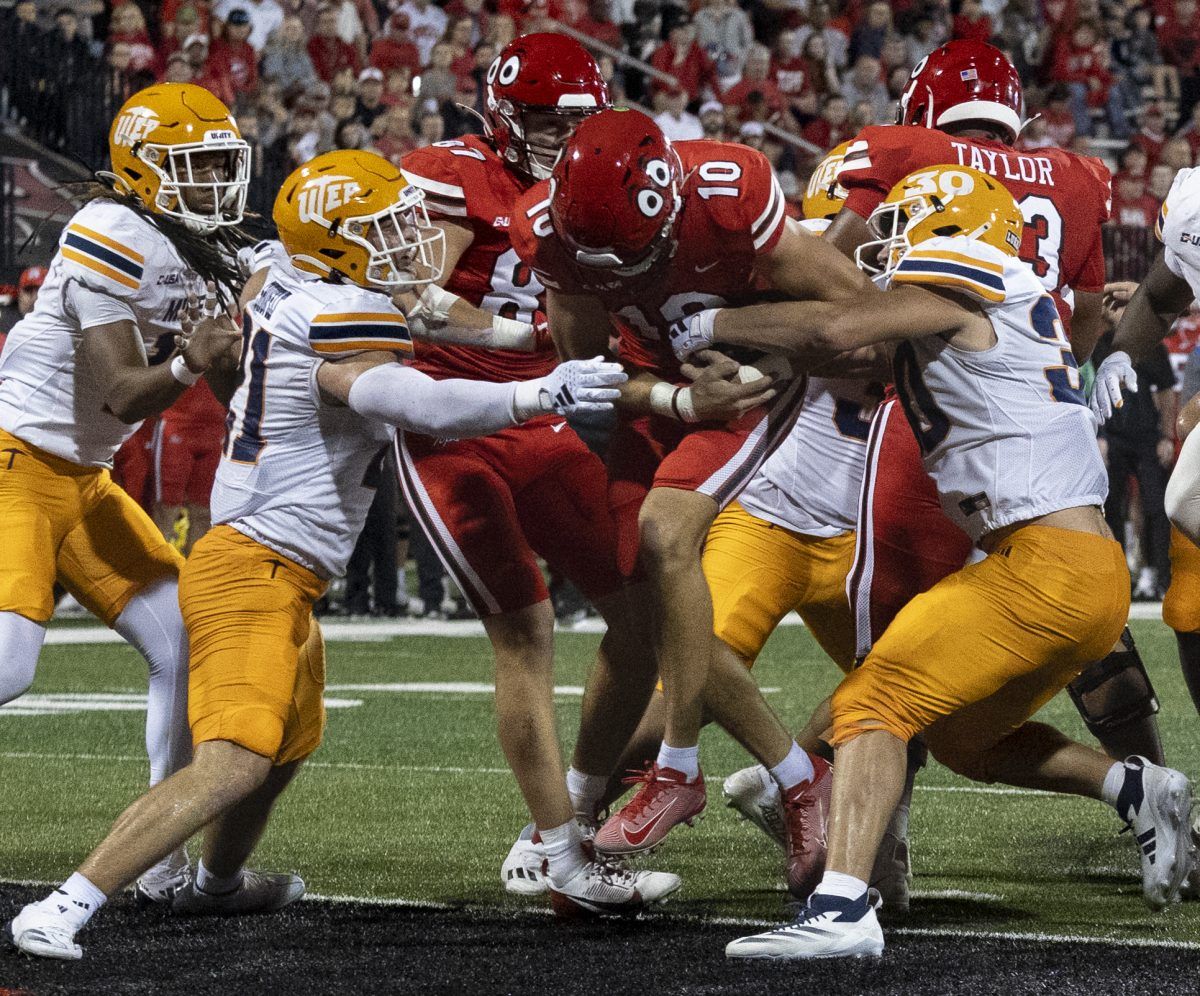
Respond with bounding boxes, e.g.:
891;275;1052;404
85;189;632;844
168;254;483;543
346;361;520;438
62;279;139;330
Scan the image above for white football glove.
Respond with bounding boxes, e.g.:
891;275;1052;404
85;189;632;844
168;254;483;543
670;308;720;361
1090;350;1138;422
538;356;627;415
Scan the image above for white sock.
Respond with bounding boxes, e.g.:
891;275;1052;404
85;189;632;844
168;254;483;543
113;578;191;785
566;767;608;819
0;610;46;705
813;870;868;900
656;743;700;779
43;873;106;930
769;742;816;792
196;859;244;896
1101;760;1127;809
539;820;586;886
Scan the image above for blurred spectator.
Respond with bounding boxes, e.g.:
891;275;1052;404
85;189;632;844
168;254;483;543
415;106;446;146
108;2;156;75
1161;137;1194;171
655;85;703;141
485;12;516;51
308;2;361;80
1050;18;1128;138
651;16;716;102
211;8;259;94
994;0;1047;81
802;92;850;150
163;50;195;82
905;14;941;67
374;104;416;163
185;34;236;105
165;5;204;56
1130;102;1170;165
951;0;992;45
1113;143;1150;190
695;0;754;84
370;12;421;73
698;98;726;139
1177;100;1200;160
353;66;387;127
214;0;283;51
397;0;449;66
334;117;373;149
879;33;909;75
1111;171;1158;226
796;1;849;70
161;1;214;43
1149;161;1177;202
796;31;840;98
1041;84;1078;148
418;40;458;103
738;119;765;151
1112;5;1177;104
444;16;477;78
0;266;47;344
722;43;786;123
1159;0;1200;81
560;0;622;51
850;2;892;63
261;13;318;89
841;54;890;124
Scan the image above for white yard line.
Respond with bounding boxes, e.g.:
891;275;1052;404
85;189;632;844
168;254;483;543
1;878;1192;951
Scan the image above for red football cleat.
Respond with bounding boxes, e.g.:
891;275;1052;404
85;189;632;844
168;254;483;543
783;754;832;899
593;764;706;856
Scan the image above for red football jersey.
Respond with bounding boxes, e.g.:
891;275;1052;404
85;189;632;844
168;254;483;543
401;135;555;383
838;124;1112;329
510;140;787;380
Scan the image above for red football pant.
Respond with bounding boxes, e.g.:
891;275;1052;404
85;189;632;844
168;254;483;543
846;398;974;660
396;415;625;617
154;420;222;507
607;376;808;577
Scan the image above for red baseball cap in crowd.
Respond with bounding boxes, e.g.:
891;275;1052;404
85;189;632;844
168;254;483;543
19;266;47;290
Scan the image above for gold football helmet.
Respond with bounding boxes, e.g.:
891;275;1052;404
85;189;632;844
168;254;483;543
801;141;851;222
107;83;250;232
273;150;445;290
857;164;1023;281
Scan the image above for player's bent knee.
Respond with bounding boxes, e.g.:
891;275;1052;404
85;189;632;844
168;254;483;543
828;675;919;748
191;739;274;800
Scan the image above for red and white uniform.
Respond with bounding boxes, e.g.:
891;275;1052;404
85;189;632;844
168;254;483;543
838;124;1112;656
512;140;807;574
154;379;226;507
396;136;624;616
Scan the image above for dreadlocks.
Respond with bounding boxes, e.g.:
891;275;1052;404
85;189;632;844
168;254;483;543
66;179;255;306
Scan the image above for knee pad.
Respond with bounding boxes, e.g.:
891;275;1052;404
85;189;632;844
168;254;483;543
1067;628;1159;735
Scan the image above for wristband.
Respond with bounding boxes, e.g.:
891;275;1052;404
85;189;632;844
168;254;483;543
510;379;550;421
672;386;699;423
649;381;677;419
490;315;537;351
417;283;461;322
170;354;202;386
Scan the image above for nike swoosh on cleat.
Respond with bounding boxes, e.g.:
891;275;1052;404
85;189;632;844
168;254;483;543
623;802;678;848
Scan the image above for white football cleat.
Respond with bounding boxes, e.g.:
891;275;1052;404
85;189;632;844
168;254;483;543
5;903;83;961
170;869;305;916
725;889;884;960
723;765;786;849
134;848;191;907
502;824;548;896
1113;756;1193;911
548;854;681;919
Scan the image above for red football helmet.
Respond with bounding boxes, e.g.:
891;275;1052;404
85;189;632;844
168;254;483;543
549;108;684;283
484;33;610;182
897;40;1024;144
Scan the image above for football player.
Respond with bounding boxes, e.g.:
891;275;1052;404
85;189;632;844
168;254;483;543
396;35;663;901
511;108;867;859
671;166;1194;959
5;150;670;961
1095;167;1200;717
0;82;249;901
828;41;1166;766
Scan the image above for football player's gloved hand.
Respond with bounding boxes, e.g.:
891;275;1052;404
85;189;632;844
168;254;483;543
1090;350;1138;422
670;308;721;361
518;357;626;417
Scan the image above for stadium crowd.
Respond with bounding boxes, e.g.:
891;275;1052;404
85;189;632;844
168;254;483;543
4;0;1200;606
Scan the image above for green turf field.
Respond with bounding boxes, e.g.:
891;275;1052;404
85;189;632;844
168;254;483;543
3;618;1199;947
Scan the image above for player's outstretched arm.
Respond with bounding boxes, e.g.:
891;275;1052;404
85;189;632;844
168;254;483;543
316;349;625;438
1111;253;1196;364
77;283;240;424
677;285;975;364
754;217;877;302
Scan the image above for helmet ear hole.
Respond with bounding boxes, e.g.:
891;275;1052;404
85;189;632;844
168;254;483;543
933;224;962;237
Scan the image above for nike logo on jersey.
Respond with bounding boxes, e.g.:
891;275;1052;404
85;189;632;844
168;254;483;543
694;261;719;273
550;422;567;433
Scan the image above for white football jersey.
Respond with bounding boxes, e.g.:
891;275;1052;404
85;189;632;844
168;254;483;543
738;377;877;536
886;235;1107;541
0;199;197;466
212;263;413;579
1159;167;1200;297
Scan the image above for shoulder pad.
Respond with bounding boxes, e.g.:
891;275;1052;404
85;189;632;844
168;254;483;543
891;235;1009;304
306;284;413;358
59;201;156;298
